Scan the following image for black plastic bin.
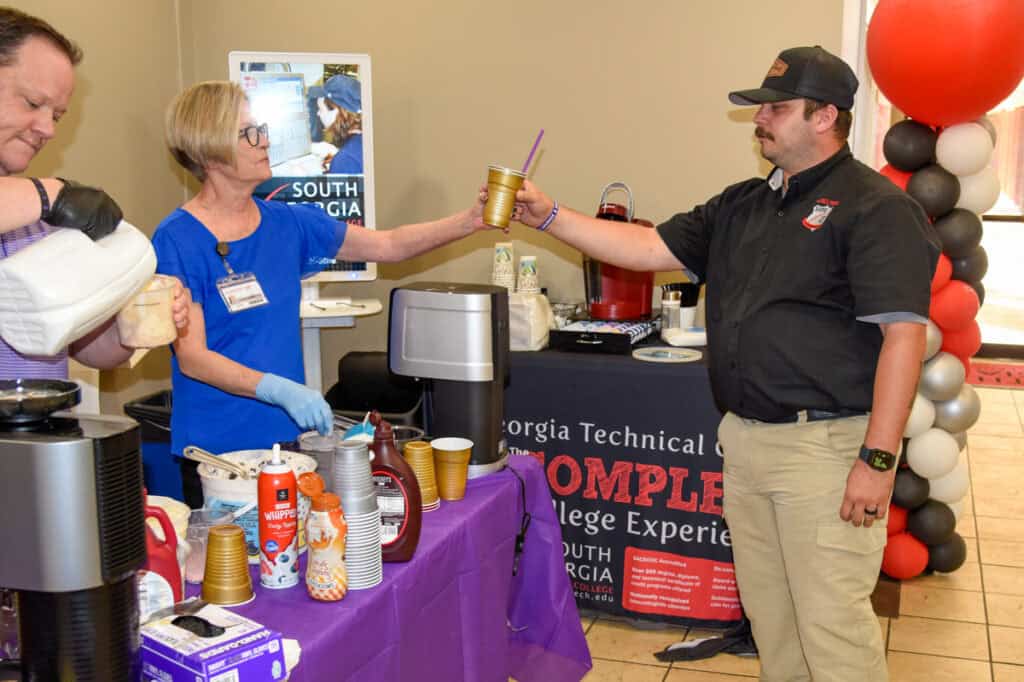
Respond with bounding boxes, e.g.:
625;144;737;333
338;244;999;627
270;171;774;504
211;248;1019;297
124;390;183;501
325;351;424;427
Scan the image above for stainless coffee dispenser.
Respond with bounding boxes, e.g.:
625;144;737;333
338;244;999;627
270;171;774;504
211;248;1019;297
388;283;509;478
0;379;147;681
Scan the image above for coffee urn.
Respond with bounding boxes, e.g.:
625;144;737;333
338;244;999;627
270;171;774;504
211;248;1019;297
388;283;509;478
0;380;147;681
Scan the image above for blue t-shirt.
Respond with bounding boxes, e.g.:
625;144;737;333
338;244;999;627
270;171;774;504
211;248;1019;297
152;199;346;455
328;134;363;175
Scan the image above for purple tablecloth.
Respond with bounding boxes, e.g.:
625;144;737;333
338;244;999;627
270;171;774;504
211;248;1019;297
188;455;591;681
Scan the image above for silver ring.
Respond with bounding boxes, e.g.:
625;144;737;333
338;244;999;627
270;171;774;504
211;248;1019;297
864;507;879;516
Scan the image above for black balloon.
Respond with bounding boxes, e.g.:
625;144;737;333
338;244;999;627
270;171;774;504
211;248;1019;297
969;280;986;307
883;120;937;172
907;165;960;218
907;500;956;545
934;209;983;259
927;532;968;573
893;469;930;510
951;245;989;284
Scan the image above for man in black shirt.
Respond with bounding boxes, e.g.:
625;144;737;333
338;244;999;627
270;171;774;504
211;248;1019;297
515;46;938;681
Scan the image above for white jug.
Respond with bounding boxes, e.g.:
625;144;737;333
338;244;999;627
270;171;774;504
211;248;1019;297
0;221;156;356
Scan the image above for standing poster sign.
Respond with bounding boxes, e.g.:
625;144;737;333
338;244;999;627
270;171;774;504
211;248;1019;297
229;52;377;283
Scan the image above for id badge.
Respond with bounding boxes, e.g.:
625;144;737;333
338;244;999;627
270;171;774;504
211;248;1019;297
216;272;269;313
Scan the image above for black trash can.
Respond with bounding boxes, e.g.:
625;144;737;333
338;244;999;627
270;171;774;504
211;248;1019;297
124;390;183;501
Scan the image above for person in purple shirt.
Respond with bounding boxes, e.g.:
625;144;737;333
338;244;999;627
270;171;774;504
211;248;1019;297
0;7;189;379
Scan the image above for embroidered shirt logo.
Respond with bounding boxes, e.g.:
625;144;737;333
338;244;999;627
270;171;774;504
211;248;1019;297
802;198;839;231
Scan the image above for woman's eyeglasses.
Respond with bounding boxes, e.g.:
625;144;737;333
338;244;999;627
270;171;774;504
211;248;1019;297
238;123;269;147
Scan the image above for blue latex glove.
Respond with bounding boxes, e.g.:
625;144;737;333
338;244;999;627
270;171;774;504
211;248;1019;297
255;373;333;435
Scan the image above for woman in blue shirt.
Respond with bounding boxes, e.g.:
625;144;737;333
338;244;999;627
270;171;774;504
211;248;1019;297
154;80;493;505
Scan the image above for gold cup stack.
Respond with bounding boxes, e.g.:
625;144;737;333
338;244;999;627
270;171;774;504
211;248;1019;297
201;524;253;606
430;437;473;501
402;440;440;511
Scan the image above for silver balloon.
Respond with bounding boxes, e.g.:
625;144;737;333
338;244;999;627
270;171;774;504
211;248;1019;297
919;352;966;402
934;384;982;433
924;320;943;361
951;431;968;451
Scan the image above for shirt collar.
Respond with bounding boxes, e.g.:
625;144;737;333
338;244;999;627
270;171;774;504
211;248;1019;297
766;144;853;197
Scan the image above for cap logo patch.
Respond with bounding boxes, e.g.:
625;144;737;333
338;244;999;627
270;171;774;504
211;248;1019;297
765;58;789;78
802;198;839;231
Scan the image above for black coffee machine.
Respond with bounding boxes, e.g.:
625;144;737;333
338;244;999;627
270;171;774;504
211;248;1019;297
388;283;510;478
0;379;146;681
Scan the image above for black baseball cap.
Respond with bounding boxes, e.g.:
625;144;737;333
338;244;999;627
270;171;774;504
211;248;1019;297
728;46;859;111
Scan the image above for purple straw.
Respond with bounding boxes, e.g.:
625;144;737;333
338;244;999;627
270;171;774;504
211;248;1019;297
521;129;545;173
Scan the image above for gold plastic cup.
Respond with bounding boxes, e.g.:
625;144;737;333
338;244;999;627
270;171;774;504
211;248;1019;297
430;437;473;501
201;524;253;605
403;440;440;507
483;165;526;229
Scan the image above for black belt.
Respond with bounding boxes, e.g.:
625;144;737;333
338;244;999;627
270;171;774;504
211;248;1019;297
758;409;867;424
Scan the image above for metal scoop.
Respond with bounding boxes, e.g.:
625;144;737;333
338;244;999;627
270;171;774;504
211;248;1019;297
182;445;251;480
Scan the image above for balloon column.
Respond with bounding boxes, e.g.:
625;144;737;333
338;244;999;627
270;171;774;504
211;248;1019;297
868;0;1024;580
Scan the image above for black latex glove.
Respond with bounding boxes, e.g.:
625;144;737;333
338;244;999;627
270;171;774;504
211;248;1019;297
44;180;123;241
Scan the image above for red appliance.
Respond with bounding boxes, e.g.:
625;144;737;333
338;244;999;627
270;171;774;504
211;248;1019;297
584;182;655;320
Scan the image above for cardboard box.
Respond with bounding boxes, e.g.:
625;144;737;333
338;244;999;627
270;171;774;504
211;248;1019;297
141;604;286;682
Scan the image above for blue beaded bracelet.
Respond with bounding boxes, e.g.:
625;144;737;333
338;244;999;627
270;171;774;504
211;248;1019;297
537;201;559;232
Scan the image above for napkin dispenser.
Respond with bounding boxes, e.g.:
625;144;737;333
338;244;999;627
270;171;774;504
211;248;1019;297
388;282;509;477
0;221;155;356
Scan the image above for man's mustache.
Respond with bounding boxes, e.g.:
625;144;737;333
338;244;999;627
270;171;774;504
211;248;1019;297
755;127;774;141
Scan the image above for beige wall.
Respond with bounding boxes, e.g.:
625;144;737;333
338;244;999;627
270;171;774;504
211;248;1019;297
17;0;844;405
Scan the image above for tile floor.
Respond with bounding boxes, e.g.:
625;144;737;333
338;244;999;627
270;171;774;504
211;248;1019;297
576;385;1024;681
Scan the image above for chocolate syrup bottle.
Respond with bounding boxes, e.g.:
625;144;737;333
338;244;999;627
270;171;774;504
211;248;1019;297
370;412;422;562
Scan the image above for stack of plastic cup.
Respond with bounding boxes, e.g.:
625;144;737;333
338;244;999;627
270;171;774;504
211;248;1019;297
184;508;233;584
298;431;339;492
491;241;516;290
332;440;382;590
201;524;253;605
403;440;440;511
430;437;473;501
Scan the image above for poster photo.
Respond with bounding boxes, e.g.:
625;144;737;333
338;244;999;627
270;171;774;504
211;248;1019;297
229;51;376;281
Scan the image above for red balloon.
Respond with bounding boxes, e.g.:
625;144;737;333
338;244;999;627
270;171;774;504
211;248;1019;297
941;319;982;359
867;0;1024;126
888;504;908;536
956;353;972;378
882;532;929;580
931;253;952;293
879;164;912;191
930;280;980;332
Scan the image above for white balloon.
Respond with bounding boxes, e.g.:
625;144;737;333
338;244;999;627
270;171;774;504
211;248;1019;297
955;165;1001;215
907;428;960;479
924;319;943;361
947;499;965;521
933;384;982;433
928;453;970;504
974;115;997;146
904;392;936;438
937;122;994;177
919;352;966;402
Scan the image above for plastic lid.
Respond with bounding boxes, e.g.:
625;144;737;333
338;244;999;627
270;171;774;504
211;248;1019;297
312;492;342;512
297;471;325;498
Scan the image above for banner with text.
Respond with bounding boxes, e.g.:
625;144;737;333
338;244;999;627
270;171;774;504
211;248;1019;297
505;353;742;628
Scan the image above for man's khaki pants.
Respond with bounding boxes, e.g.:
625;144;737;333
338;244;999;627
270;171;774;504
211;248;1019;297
718;412;888;682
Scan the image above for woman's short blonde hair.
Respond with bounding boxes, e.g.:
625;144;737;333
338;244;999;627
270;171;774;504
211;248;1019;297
165;81;247;181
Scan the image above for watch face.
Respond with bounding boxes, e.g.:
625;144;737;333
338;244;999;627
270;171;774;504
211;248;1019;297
866;449;896;471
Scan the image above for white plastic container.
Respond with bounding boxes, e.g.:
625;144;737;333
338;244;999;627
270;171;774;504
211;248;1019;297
197;449;316;564
0;221;156;356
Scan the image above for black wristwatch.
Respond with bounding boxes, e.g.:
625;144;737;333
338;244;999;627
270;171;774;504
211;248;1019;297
859;445;897;472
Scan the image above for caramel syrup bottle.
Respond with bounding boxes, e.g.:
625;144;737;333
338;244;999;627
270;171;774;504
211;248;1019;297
369;412;422;562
